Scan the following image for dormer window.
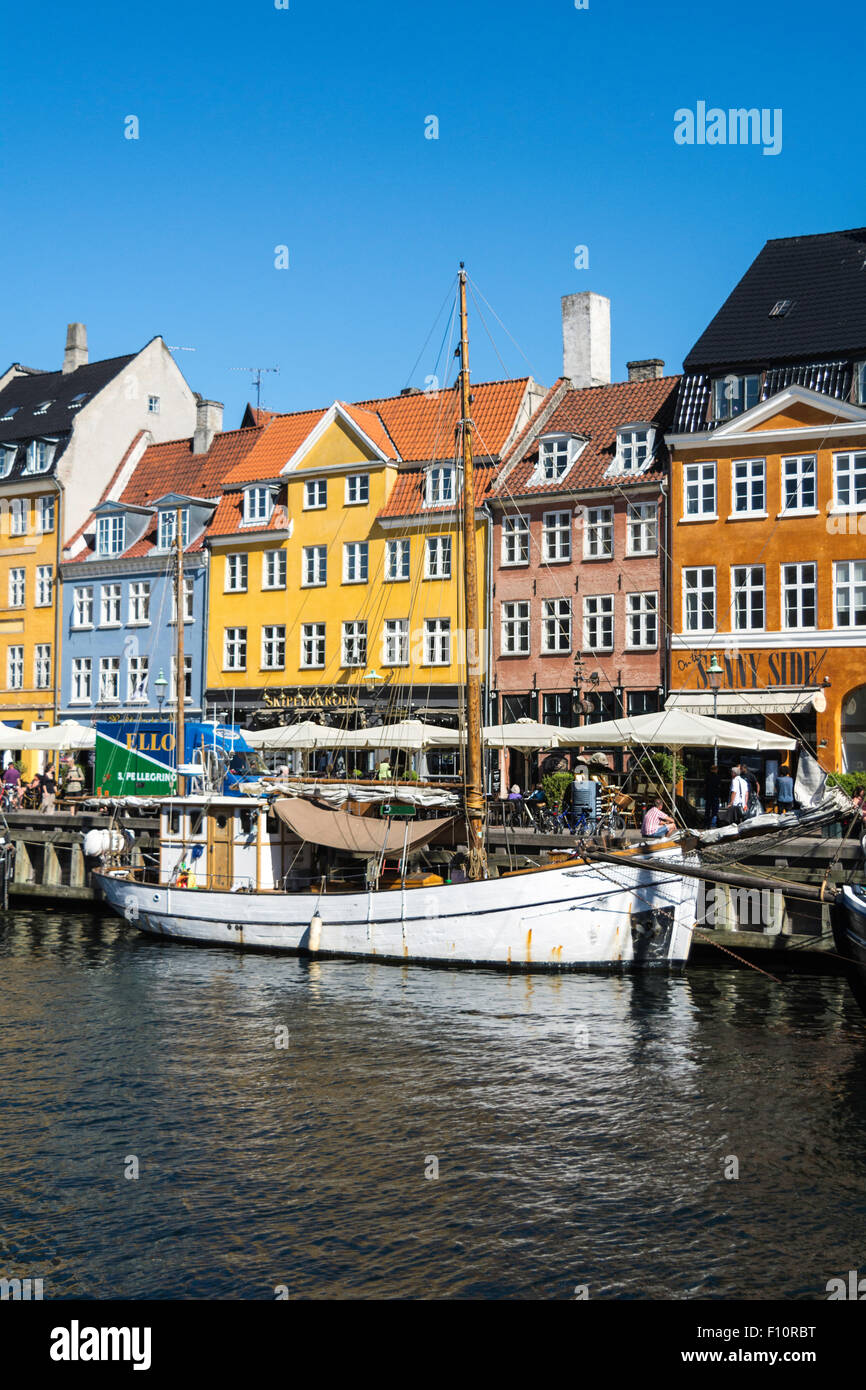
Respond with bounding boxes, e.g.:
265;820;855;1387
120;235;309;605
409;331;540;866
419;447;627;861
425;465;456;507
711;373;761;421
855;362;866;407
0;446;15;478
530;435;585;487
0;405;20;421
33;401;53;416
68;393;88;410
616;425;655;473
25;439;54;473
96;514;125;557
242;486;274;526
157;508;190;550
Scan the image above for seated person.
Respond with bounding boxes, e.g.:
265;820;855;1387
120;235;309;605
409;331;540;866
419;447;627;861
525;782;547;805
641;797;676;840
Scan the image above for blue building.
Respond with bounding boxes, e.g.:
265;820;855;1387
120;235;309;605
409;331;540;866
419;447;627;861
59;411;263;723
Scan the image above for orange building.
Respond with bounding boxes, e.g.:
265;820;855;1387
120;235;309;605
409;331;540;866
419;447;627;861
666;228;866;773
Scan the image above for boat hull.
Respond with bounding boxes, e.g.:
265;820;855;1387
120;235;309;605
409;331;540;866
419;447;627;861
94;851;698;972
832;885;866;1011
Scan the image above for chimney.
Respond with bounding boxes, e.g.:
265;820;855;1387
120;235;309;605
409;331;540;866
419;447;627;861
62;323;88;374
193;397;223;454
627;359;665;383
561;293;610;389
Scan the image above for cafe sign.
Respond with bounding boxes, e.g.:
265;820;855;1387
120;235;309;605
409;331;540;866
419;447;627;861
677;649;829;690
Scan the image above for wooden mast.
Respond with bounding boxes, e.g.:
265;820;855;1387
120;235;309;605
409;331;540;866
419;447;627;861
175;506;186;797
457;265;487;880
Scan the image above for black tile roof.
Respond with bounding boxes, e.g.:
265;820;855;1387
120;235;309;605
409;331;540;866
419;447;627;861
0;353;135;444
683;227;866;370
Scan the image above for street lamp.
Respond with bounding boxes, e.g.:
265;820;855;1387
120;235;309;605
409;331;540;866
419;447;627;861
155;669;169;714
707;655;724;763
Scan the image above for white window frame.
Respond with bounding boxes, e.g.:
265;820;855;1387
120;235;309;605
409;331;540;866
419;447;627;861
171;575;195;624
98;656;120;703
343;541;369;584
25;440;53;474
683;462;716;519
223;627;247;671
385;538;410;582
425;465;456;507
501;600;530;656
37;496;55;533
301;623;326;669
261;625;286;670
7;645;23;690
225;553;248;593
127;655;149;704
533;435;581;485
302;546;327;587
834;560;866;629
542;510;571;563
541;598;572;654
157;509;189;551
304;478;327;510
382;618;409;667
501;515;529;566
344;474;369;506
626;501;658;556
147;395;161;415
732;565;766;632
583;506;613;560
72;586;94;628
583;594;614;652
423;617;451;666
780;455;817;515
833;451;866;510
342;621;367;668
626;591;658;649
35;565;52;608
683;567;716;632
8;567;25;608
242;487;274;527
70;657;92;704
424;535;452;580
100;584;122;628
781;562;817;630
616;425;655;473
96;513;125;556
128;581;151;625
34;644;51;690
731;458;766;516
10;498;29;537
262;550;287;590
712;373;760;420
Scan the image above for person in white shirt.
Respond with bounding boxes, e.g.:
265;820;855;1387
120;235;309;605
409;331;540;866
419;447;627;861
729;764;749;821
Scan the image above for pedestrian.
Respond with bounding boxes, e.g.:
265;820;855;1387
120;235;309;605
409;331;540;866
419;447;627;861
64;760;85;801
641;796;676;839
728;763;749;823
776;765;794;814
741;764;762;817
3;760;21;807
40;766;57;813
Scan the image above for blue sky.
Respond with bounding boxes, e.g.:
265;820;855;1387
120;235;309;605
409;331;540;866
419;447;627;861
1;0;862;425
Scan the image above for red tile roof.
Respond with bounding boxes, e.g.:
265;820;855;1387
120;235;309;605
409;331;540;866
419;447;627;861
493;375;681;498
220;409;327;487
379;461;497;520
356;378;530;462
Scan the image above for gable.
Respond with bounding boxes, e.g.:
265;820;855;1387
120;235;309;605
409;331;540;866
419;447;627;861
751;401;853;432
294;415;380;471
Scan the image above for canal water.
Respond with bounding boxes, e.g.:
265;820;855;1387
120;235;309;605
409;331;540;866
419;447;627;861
2;906;866;1301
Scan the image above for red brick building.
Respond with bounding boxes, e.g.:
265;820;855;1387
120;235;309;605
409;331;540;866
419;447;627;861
488;327;679;784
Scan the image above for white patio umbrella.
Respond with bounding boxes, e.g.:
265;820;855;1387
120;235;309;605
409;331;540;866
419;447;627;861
0;719;96;751
482;719;569;749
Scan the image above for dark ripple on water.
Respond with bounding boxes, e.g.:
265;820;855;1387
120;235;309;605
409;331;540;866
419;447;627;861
2;907;866;1299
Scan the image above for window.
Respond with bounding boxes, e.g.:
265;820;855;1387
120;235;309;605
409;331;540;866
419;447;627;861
385;539;410;582
683;462;716;517
72;587;93;627
627;691;659;718
732;458;766;514
835;561;866;628
262;625;286;670
224;627;247;670
99;657;120;702
263;551;286;589
100;584;121;626
584;506;613;559
542;510;571;563
0;405;19;421
171;575;194;623
71;657;92;704
127;655;149;703
8;568;25;607
7;646;23;690
128;581;151;624
782;562;817;629
583;595;614;651
158;509;189;551
343;542;368;583
0;446;15;477
26;440;52;473
96;514;125;556
303;546;327;587
501;515;529;565
626;592;658;648
242;487;273;526
626;502;658;555
538;437;571;481
425;536;451;579
542;598;572;653
33;401;52;415
712;373;760;420
501;601;530;655
781;456;817;513
67;392;87;410
383;618;409;666
856;362;866;406
542;693;574;727
170;655;193;704
301;623;326;668
147;395;160;414
732;565;765;631
683;567;716;632
424;617;451;665
225;554;248;592
345;474;369;506
10;498;28;536
36;496;55;533
304;478;327;510
35;565;52;607
425;465;455;506
342;621;367;667
834;452;866;509
617;427;654;472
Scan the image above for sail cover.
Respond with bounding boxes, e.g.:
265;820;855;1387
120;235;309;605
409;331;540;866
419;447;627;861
273;798;455;854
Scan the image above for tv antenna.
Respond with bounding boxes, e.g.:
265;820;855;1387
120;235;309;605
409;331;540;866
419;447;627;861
167;345;196;353
230;365;280;410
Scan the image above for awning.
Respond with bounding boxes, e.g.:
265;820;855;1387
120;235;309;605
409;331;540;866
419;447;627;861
273;797;455;853
0;720;96;750
665;690;825;717
567;709;796;751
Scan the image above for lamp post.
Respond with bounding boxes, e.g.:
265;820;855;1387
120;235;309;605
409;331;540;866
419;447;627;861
707;654;724;763
155;669;168;715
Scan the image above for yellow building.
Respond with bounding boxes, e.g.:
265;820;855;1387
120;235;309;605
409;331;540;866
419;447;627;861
205;381;540;735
